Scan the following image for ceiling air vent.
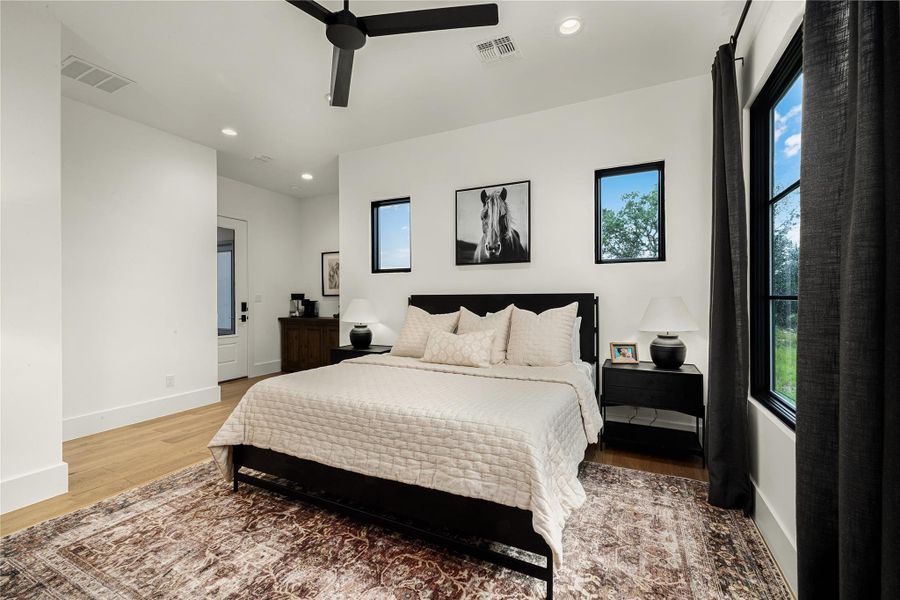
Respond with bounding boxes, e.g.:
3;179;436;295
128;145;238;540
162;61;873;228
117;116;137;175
474;35;520;64
252;155;273;164
61;56;133;93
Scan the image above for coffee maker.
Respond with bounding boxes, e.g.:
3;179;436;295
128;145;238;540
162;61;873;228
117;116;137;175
301;298;319;318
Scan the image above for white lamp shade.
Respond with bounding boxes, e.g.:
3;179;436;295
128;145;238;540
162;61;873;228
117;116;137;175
342;299;379;324
638;297;699;333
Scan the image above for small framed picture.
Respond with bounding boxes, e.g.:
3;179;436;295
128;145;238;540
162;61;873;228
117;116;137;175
610;342;639;364
321;251;339;297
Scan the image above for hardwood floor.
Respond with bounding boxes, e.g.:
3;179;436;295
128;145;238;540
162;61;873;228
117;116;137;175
1;373;705;536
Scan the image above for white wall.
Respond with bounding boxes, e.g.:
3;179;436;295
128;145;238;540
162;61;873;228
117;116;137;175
340;75;712;430
736;1;804;593
217;177;339;376
61;98;219;441
0;2;69;513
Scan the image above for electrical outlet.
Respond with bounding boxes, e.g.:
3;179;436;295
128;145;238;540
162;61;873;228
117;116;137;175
165;374;175;388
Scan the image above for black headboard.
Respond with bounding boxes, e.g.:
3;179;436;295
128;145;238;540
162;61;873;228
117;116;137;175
408;293;598;364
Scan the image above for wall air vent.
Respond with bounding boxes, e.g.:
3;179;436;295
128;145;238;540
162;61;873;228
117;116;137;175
61;56;133;93
474;35;520;64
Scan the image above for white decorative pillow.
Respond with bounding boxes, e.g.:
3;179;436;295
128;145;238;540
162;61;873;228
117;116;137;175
457;305;513;364
390;306;460;358
571;316;582;362
506;302;579;366
422;330;495;368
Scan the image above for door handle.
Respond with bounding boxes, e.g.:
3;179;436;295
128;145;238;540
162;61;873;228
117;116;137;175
241;301;248;312
240;315;248;322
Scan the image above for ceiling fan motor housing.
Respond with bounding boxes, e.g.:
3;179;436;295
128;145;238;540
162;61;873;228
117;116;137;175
327;10;367;50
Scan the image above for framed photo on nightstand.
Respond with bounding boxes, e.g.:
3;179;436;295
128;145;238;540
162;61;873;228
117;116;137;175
610;342;639;364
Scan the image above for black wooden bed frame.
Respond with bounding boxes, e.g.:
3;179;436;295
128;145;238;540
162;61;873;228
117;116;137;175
232;293;599;599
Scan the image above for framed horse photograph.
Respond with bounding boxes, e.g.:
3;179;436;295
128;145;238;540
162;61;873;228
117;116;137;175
455;180;530;265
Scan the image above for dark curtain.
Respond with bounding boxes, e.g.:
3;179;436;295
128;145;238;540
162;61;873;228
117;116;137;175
707;43;752;511
796;1;900;598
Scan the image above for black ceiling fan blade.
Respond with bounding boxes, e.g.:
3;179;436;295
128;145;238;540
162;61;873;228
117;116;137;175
359;3;498;37
286;0;332;25
330;46;354;107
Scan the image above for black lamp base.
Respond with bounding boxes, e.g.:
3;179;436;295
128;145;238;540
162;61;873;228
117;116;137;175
649;334;687;369
349;324;372;349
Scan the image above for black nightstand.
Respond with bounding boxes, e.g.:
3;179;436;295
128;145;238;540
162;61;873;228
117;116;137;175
600;359;705;465
330;345;392;364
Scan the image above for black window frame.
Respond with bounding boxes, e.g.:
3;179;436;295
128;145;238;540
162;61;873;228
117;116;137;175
594;161;666;264
371;197;412;274
749;27;802;428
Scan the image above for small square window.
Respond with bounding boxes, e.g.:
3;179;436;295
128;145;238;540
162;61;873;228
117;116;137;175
371;198;411;273
595;162;665;263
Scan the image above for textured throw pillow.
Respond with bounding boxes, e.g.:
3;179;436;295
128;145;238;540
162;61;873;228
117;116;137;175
421;329;495;368
457;305;513;364
506;302;579;366
571;316;582;362
390;306;460;358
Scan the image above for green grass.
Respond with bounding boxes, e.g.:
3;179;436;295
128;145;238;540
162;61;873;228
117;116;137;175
773;327;797;406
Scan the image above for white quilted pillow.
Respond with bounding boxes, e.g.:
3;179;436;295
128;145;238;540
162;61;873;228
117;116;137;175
457;305;513;364
422;329;495;368
571;316;582;362
390;306;460;358
506;302;579;366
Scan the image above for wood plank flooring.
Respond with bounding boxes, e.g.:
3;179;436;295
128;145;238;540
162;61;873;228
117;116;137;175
1;373;705;536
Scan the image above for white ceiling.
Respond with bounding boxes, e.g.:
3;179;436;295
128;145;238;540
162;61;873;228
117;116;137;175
49;0;744;199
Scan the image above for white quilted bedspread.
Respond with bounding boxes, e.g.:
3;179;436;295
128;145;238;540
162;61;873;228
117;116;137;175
208;354;602;566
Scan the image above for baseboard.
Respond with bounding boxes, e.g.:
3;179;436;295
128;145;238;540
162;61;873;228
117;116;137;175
250;360;281;378
1;461;69;514
62;386;221;441
752;480;798;595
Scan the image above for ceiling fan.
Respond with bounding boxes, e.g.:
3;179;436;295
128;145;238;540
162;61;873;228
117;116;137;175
287;0;499;107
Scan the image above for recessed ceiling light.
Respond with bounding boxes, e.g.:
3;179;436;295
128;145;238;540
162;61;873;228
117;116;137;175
558;17;582;36
300;173;314;181
221;127;238;136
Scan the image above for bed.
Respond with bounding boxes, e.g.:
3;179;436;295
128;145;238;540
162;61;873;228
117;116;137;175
209;293;600;599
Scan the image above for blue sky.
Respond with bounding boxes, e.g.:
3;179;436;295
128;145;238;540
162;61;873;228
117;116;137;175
377;202;410;269
772;72;802;194
599;169;659;212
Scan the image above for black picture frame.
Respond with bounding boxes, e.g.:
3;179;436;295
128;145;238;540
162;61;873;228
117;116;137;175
594;161;666;264
371;198;411;274
455;180;531;265
321;251;339;297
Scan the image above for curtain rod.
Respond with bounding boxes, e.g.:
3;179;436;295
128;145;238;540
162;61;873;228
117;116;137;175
730;0;753;48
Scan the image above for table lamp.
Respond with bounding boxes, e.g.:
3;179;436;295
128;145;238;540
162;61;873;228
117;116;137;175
342;299;378;349
638;296;699;369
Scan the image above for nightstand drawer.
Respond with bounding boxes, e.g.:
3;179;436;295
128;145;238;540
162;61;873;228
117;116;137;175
604;384;703;414
330;345;392;364
604;368;675;392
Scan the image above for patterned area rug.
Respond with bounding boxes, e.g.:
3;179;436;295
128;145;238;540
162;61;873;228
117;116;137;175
1;461;790;599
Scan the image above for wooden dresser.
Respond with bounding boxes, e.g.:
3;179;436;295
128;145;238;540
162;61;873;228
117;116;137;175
279;317;339;372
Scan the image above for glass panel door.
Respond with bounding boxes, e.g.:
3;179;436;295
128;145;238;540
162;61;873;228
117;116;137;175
217;227;235;336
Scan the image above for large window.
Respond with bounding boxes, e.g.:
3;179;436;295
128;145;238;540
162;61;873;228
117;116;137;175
371;198;411;273
595;162;665;263
750;28;802;426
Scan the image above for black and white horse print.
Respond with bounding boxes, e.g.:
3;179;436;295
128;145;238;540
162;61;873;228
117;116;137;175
474;187;528;263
